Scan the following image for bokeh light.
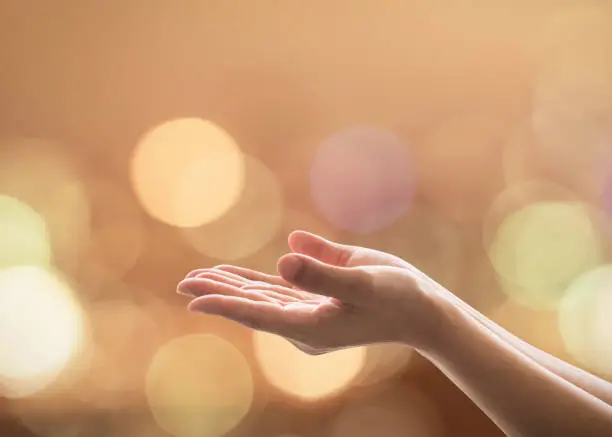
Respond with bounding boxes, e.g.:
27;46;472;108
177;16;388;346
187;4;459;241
131;118;246;228
488;201;603;309
559;265;612;377
0;196;52;269
253;332;366;401
0;266;85;398
328;389;444;437
182;155;283;261
4;2;612;436
482;180;579;251
146;334;254;437
309;126;416;234
0;138;90;272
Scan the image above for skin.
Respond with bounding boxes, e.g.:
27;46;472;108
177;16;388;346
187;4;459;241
177;230;612;437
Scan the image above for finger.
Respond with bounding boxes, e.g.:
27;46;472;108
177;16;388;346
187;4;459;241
185;268;207;279
214;265;293;287
260;290;301;303
191;272;249;289
277;253;370;302
188;295;315;333
212;266;317;300
288;230;355;267
197;269;269;287
242;282;320;303
177;278;278;304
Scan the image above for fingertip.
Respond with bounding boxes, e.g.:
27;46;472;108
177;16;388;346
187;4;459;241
187;295;219;313
177;278;197;296
185;268;205;279
277;253;306;282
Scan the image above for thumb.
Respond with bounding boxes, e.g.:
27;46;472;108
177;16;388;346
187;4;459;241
288;230;354;266
277;253;368;302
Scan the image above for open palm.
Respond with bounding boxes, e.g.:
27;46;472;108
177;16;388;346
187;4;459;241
178;231;441;353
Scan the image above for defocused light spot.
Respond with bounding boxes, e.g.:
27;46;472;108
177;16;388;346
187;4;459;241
559;265;612;377
183;156;283;260
309;126;415;234
0;266;85;398
146;334;253;437
0;196;51;269
354;343;413;387
483;180;579;251
84;179;145;281
329;389;443;437
414;113;509;221
131;118;246;228
253;332;365;401
82;298;162;408
488;202;603;309
0;139;90;272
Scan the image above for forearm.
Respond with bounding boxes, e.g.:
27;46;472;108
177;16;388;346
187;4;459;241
447;291;612;406
417;298;612;437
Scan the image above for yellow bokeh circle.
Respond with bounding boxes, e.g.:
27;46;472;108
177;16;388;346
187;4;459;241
253;332;365;401
146;334;254;437
131;118;246;228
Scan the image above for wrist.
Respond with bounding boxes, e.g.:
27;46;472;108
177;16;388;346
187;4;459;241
399;279;465;356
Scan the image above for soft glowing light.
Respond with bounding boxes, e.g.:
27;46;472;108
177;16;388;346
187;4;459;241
559;265;612;376
0;139;90;271
131;118;246;228
253;332;365;401
146;334;253;437
482;180;579;251
309;126;415;234
0;266;85;398
183;156;283;260
0;196;52;269
488;202;603;309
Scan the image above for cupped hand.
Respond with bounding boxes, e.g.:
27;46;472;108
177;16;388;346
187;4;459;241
177;231;448;353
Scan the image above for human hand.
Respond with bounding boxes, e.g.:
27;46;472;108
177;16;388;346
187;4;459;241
178;232;449;354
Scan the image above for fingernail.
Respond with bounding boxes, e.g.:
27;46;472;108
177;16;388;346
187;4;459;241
279;255;303;281
177;281;195;297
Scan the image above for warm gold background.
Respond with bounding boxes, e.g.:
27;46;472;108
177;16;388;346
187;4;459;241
1;1;612;436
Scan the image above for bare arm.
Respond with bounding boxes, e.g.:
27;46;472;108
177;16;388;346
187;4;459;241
418;296;612;437
446;290;612;406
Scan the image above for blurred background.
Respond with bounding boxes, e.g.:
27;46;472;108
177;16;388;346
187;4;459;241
1;1;612;436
